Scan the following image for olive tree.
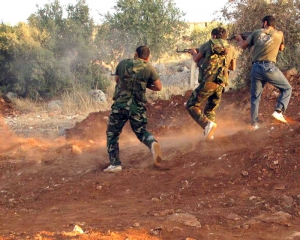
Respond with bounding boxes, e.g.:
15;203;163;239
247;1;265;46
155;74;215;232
27;0;109;96
96;0;188;64
220;0;300;87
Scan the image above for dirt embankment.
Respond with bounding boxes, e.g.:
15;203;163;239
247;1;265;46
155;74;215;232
0;70;299;239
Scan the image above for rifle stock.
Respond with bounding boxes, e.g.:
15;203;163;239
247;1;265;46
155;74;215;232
227;31;252;41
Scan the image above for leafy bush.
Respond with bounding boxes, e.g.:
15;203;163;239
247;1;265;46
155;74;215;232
221;0;300;87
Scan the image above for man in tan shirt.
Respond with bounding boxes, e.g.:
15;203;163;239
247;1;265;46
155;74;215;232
235;15;292;129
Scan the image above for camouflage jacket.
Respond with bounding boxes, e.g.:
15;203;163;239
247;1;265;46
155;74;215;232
112;57;159;109
198;39;235;86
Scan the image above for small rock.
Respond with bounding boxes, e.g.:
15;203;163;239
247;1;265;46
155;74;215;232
73;225;84;234
89;90;107;102
241;171;249;177
151;197;160;202
168;213;201;228
48;100;63;111
226;213;241;221
242;224;250;229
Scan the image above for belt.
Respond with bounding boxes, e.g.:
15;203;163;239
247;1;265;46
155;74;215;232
253;60;274;64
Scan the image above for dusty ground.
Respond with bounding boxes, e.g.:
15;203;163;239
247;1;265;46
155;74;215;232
0;70;300;240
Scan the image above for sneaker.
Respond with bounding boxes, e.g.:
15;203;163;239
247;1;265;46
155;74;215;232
250;124;259;130
272;111;287;123
203;121;217;140
103;165;122;173
151;142;163;167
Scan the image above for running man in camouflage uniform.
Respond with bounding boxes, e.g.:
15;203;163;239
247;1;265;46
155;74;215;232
186;27;236;140
104;46;163;173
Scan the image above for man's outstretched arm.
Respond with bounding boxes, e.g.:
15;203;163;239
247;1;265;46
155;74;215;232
235;34;249;50
147;79;162;91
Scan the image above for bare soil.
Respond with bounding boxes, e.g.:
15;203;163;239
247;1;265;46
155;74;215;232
0;71;300;240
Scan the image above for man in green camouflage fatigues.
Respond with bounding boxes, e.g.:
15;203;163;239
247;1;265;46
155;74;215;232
104;46;163;173
186;27;236;140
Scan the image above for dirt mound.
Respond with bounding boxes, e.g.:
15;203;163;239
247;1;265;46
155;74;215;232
65;91;195;143
66;69;300;143
1;71;300;239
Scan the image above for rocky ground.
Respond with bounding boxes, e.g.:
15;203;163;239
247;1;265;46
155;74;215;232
0;69;300;240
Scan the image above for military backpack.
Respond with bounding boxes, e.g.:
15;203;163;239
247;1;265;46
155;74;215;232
198;39;229;86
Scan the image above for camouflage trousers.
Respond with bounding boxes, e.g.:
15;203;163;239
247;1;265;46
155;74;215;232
185;81;224;129
106;104;156;166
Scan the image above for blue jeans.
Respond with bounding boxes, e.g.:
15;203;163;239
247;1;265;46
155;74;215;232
250;62;292;126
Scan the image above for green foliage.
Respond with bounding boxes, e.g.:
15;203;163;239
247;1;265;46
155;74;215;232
98;0;188;62
221;0;300;87
189;22;221;47
0;0;111;99
95;23;133;70
5;0;300;100
90;63;111;91
0;24;18;93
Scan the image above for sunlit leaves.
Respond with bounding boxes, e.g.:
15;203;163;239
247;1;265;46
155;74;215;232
0;0;106;98
99;0;187;61
220;0;300;87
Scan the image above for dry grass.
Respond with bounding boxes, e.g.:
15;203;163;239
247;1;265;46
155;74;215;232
12;98;47;113
11;84;190;116
10;58;193;115
11;87;113;116
60;88;112;115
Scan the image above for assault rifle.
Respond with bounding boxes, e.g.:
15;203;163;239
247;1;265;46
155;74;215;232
227;31;253;41
176;47;199;53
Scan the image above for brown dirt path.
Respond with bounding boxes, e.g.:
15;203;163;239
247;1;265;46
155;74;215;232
0;73;300;239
